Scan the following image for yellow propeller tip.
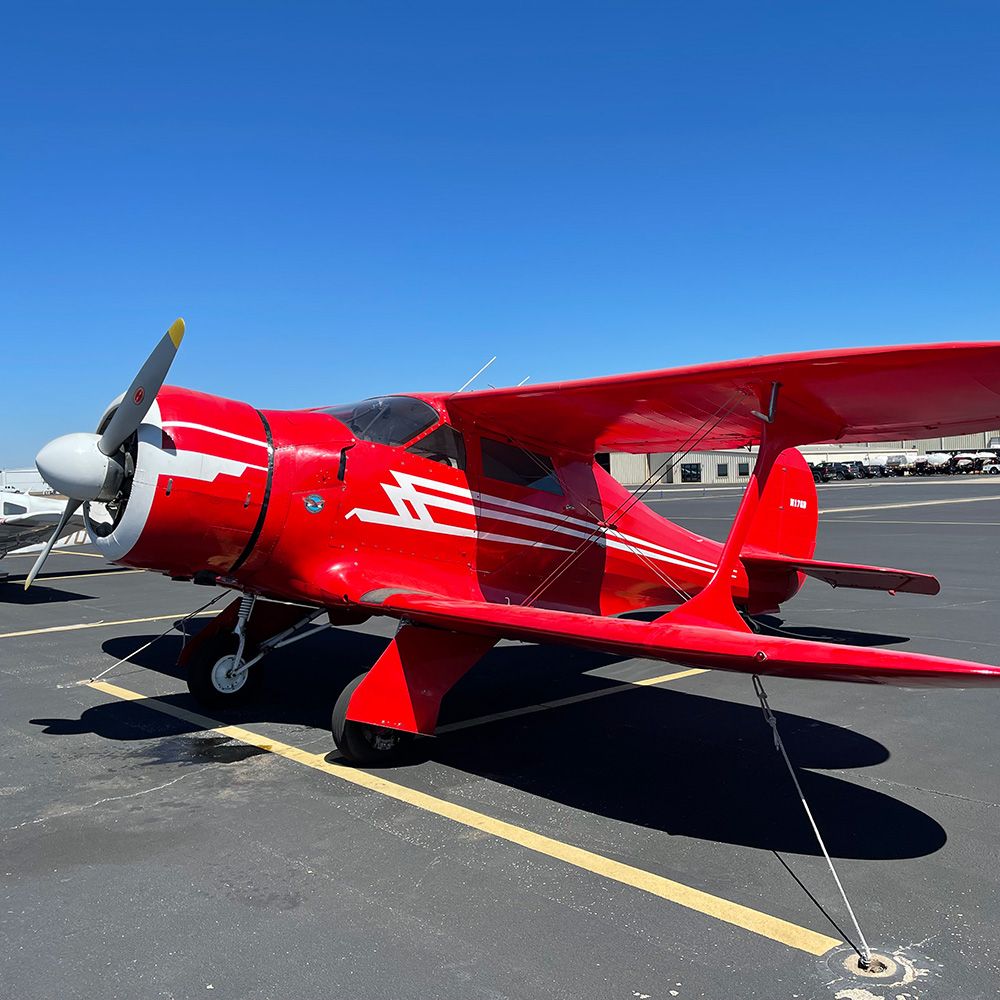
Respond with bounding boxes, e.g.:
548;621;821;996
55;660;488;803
23;580;31;591
168;318;185;349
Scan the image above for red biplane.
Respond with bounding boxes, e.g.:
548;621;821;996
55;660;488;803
27;320;1000;762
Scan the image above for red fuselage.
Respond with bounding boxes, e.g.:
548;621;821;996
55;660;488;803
88;386;776;615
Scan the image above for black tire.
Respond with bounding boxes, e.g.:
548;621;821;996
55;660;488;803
331;673;416;766
186;632;263;708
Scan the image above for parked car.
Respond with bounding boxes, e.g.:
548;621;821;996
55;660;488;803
883;454;911;476
845;461;874;479
816;461;855;480
983;459;1000;475
807;462;831;483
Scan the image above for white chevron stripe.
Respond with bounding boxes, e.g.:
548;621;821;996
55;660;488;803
400;472;716;569
346;471;717;575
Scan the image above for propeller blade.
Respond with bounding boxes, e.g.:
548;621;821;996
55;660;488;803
24;498;83;590
98;318;185;456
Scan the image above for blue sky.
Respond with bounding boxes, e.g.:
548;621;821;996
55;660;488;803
3;2;999;464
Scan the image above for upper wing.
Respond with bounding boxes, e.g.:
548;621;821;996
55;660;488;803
358;590;1000;687
445;342;1000;454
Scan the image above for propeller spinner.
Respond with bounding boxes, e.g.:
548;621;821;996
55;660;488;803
25;318;185;589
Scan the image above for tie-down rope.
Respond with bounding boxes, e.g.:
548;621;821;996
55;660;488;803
82;591;229;685
752;674;874;968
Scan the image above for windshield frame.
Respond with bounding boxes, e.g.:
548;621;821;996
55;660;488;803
318;395;440;447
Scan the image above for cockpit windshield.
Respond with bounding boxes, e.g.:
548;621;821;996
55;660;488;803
320;396;439;446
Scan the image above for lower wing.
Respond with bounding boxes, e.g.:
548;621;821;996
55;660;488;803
358;590;1000;687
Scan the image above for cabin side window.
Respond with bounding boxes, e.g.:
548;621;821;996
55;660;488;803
406;424;467;470
480;437;563;495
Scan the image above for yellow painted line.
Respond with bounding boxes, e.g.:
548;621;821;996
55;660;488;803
819;494;1000;514
632;667;706;686
0;611;219;640
86;678;841;957
437;667;707;734
5;549;105;559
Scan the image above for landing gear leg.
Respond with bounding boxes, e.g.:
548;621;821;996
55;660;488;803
331;673;415;766
183;596;326;709
329;624;494;766
186;631;262;707
186;594;260;708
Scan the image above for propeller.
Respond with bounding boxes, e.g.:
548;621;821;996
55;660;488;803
22;499;82;590
25;318;185;589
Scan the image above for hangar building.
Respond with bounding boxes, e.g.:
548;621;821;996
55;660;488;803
607;430;1000;487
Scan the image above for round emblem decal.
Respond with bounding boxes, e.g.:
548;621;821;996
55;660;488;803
304;494;325;514
133;387;145;405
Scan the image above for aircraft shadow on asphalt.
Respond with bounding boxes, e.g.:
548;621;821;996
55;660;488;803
0;582;95;605
27;622;947;862
751;615;912;647
623;609;911;648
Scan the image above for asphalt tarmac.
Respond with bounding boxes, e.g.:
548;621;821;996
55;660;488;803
2;477;999;999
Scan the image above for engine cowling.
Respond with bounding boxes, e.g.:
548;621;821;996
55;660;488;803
86;386;273;577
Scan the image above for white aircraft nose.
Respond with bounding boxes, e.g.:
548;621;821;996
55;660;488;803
36;432;122;501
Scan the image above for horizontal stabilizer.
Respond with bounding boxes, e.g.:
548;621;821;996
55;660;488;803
741;548;940;596
358;590;1000;687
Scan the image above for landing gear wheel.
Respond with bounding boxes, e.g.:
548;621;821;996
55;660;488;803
331;673;415;766
186;633;262;708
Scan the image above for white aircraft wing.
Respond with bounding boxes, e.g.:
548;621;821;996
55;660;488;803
0;492;87;560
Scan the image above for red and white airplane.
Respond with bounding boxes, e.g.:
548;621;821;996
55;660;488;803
27;320;1000;762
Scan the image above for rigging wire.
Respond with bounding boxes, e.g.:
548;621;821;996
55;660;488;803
520;390;748;607
519;393;744;607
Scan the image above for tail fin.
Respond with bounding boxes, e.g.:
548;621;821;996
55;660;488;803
743;446;818;560
738;448;941;610
740;447;818;613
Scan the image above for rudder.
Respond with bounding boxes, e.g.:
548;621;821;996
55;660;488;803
740;447;818;612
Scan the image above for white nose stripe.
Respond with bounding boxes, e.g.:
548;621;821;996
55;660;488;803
160;421;268;450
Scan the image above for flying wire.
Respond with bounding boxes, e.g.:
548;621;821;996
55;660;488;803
519;390;748;607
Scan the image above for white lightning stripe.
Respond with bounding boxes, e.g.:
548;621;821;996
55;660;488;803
92;402;269;563
473;492;716;567
134;452;269;480
474;507;714;574
425;474;716;571
396;472;718;569
161;421;270;450
347;470;717;574
345;508;572;551
605;538;713;574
